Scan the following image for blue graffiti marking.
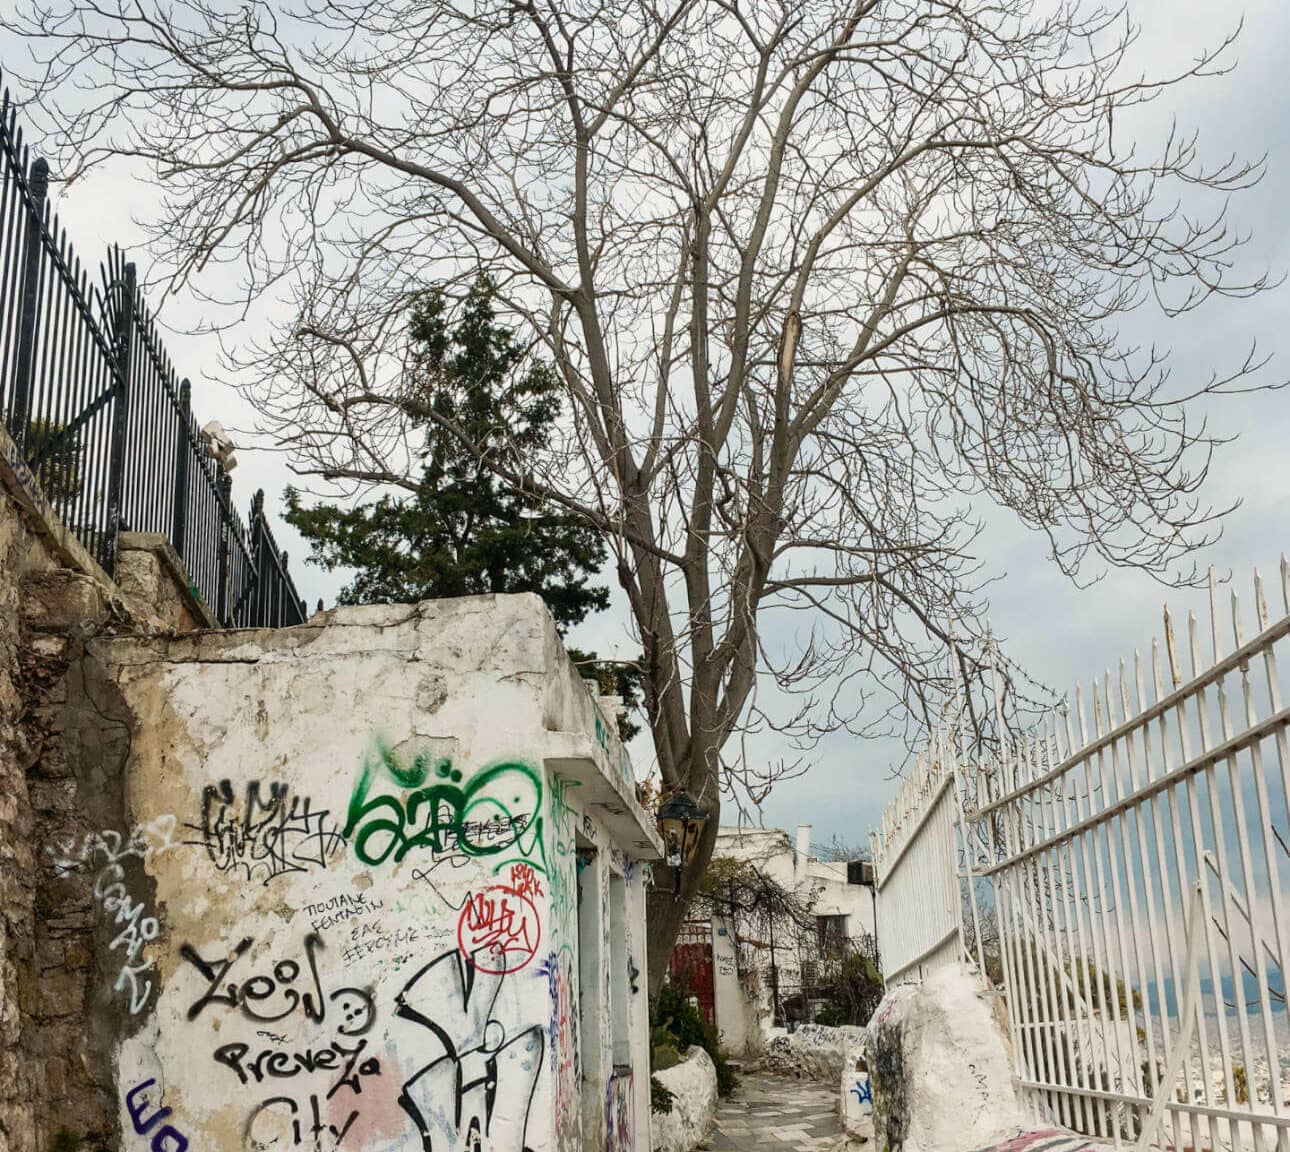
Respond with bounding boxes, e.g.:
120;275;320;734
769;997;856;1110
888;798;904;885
850;1078;873;1106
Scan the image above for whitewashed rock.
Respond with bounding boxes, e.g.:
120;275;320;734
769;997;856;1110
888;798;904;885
841;1041;875;1143
865;966;1025;1152
760;1023;868;1082
651;1046;718;1152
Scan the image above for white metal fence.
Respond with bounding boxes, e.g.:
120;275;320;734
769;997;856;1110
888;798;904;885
871;729;964;985
874;562;1290;1151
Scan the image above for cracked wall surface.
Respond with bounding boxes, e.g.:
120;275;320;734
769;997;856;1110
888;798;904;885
72;595;658;1152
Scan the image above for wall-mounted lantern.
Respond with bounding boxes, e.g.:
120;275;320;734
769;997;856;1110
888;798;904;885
655;787;708;892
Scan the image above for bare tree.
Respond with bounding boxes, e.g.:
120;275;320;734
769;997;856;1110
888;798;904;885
4;0;1272;987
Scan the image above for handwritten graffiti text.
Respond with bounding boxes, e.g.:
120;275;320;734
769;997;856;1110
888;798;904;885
49;822;175;1015
457;886;540;974
344;746;544;869
125;1079;189;1151
190;780;346;885
180;932;374;1033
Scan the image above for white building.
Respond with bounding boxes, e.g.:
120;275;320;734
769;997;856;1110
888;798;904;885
672;823;877;1057
68;594;662;1152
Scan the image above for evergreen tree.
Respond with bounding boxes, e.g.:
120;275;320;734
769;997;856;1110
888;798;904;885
287;278;643;738
286;277;609;629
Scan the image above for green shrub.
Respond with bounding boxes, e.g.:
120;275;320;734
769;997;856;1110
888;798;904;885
25;420;82;502
1067;956;1142;1014
652;1042;683;1071
651;1075;676;1114
649;982;739;1096
813;1001;847;1027
803;948;885;1027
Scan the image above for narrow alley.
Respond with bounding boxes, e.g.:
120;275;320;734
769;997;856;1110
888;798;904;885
709;1074;841;1152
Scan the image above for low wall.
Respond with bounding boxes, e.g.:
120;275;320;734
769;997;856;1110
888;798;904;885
760;1023;867;1082
651;1047;717;1152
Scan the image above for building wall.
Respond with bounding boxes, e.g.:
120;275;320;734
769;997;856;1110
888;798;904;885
714;826;874;938
705;825;875;1052
63;594;656;1152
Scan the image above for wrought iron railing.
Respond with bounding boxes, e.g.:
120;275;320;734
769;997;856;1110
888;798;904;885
0;75;305;629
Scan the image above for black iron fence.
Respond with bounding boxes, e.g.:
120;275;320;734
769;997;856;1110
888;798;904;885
0;77;306;628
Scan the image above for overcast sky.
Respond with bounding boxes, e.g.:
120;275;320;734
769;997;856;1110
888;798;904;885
4;0;1288;851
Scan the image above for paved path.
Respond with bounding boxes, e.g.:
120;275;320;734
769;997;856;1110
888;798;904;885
709;1072;840;1152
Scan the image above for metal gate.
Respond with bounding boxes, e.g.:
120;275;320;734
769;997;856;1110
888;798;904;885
669;919;716;1028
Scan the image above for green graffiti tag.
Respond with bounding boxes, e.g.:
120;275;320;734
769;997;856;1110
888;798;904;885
545;774;579;937
344;744;545;868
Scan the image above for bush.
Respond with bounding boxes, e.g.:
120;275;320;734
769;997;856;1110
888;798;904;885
652;1042;683;1071
1233;1064;1250;1105
1067;956;1142;1014
805;948;885;1027
649;982;739;1096
813;1001;847;1027
25;419;82;502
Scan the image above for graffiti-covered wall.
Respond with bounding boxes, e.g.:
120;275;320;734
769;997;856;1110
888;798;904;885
67;594;660;1151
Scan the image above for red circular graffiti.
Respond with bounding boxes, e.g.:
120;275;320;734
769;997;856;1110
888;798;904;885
457;885;541;974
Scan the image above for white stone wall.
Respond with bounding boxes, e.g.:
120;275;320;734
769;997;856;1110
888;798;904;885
78;594;659;1152
650;1047;717;1152
761;1024;867;1082
708;826;875;1050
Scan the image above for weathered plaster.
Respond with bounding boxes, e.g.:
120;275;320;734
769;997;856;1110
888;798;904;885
73;594;659;1151
649;1047;717;1152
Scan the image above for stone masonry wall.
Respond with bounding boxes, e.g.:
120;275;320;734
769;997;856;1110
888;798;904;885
0;468;141;1151
0;468;56;1152
0;427;214;1151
